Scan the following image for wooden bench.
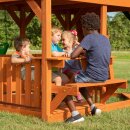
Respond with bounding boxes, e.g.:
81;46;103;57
50;57;128;113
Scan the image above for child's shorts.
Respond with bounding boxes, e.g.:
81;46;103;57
74;72;101;83
52;71;69;84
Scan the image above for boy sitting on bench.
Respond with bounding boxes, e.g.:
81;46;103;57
65;12;111;123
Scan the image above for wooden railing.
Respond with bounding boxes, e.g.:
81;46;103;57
0;56;41;109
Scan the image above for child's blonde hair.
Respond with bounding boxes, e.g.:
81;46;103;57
62;31;78;45
51;26;62;36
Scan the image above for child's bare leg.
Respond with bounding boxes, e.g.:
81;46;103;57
60;73;70;85
54;76;62;86
80;88;101;115
52;72;62;86
80;88;93;106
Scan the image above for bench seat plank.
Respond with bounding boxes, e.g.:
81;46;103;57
66;79;127;89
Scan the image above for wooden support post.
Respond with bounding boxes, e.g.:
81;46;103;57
20;10;26;37
100;5;107;36
41;0;52;121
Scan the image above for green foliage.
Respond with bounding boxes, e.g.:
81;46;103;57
26;17;41;49
0;11;19;47
108;13;130;50
52;14;62;27
1;10;130;51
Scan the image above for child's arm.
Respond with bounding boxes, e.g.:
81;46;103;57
52;51;65;57
11;53;31;63
11;56;25;63
71;46;84;59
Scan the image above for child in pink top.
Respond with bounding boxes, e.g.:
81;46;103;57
62;30;83;102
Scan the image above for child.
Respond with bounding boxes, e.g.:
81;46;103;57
62;30;83;102
11;37;34;80
51;26;69;86
11;37;31;63
65;12;111;123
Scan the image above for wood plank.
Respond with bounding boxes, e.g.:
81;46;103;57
66;79;127;88
0;57;4;101
48;100;130;122
0;0;19;2
53;0;130;8
51;60;65;68
100;85;118;103
100;5;107;36
16;65;22;104
0;104;41;118
41;0;52;121
25;64;31;106
32;60;41;108
6;58;12;103
26;0;41;22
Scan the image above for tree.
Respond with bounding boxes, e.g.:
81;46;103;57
108;13;130;50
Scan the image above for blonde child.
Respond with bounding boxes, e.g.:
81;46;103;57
51;26;69;86
11;37;34;80
62;30;83;102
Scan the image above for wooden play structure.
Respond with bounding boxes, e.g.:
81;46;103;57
0;0;130;122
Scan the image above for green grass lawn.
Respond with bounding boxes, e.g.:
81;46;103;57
0;51;130;130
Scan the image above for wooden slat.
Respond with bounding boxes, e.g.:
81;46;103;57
66;79;127;88
25;63;31;106
0;57;4;101
16;65;22;104
51;60;65;68
6;58;12;103
32;60;41;108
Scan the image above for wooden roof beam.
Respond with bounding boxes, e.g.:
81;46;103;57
0;0;20;2
68;0;130;8
26;0;41;22
7;7;20;27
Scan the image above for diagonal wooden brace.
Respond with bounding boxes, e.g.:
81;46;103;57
51;86;78;113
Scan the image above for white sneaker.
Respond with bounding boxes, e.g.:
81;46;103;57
65;114;85;123
91;107;102;116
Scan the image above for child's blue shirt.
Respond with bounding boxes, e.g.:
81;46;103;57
51;43;63;52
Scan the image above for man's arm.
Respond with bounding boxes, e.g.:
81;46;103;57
70;46;84;59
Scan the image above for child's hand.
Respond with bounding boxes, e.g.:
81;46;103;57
64;51;71;57
25;56;31;62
